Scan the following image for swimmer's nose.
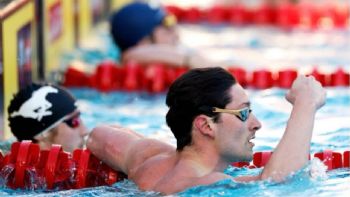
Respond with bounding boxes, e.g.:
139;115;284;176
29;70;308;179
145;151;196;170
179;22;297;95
249;113;261;132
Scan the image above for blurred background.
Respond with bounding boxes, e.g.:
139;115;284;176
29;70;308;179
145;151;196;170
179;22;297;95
0;0;349;140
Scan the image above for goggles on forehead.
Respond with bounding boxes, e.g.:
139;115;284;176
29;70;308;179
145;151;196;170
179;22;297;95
212;107;252;122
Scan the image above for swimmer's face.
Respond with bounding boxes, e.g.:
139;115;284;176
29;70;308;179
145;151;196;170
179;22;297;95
46;111;88;152
152;25;179;46
213;84;261;162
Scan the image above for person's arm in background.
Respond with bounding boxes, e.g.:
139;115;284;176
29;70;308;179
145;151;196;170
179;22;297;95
260;75;326;181
122;44;215;68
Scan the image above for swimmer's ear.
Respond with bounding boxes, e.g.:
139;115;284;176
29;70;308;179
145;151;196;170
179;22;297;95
193;115;215;139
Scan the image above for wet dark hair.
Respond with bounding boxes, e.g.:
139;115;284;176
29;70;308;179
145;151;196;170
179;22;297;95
166;67;236;151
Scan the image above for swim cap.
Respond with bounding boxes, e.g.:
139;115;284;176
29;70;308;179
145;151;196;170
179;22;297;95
8;83;77;141
110;2;166;52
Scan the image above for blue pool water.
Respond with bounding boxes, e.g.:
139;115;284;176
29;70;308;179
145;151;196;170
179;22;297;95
75;88;350;154
2;11;350;196
1;87;348;196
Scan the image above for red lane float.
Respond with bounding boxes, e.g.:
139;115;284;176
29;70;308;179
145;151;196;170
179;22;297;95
11;141;40;189
254;3;276;25
308;68;327;86
39;145;73;189
206;6;227;24
227;67;248;87
253;151;272;168
93;60;121;92
0;141;348;190
251;69;274;89
63;63;350;92
165;3;349;29
321;3;349;28
231;161;250;168
44;145;62;189
234;150;348;170
344;151;350;168
63;67;90;87
329;68;350;86
299;2;321;29
143;64;166;93
123;61;143;91
277;69;298;88
276;2;300;29
227;4;252;25
182;7;202;23
0;141;126;190
165;5;184;21
314;150;343;170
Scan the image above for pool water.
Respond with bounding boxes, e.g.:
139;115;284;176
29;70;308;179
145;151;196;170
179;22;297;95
2;10;350;196
75;87;350;154
1;87;348;196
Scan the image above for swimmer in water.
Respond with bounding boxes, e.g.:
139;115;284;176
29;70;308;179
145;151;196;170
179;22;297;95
110;2;216;68
8;83;88;153
87;67;326;194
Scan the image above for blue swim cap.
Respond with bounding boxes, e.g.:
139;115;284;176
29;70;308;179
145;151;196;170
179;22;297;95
110;2;166;52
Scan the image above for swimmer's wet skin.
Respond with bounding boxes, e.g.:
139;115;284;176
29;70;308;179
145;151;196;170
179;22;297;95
87;68;326;194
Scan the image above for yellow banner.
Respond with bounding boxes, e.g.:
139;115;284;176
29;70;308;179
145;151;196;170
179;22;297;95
1;0;35;139
44;0;75;79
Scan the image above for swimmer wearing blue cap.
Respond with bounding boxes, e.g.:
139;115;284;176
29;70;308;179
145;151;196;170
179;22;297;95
87;67;326;194
110;2;214;68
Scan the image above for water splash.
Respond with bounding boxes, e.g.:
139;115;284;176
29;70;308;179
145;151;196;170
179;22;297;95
24;168;46;190
0;165;15;187
308;158;328;181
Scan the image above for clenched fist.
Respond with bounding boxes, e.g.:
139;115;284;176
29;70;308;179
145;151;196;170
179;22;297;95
285;75;326;110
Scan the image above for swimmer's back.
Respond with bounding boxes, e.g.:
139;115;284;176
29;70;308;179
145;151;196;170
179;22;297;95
87;125;232;194
130;151;177;190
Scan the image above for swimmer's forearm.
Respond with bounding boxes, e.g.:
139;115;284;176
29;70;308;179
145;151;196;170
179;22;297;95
123;45;185;66
261;100;316;181
123;45;217;68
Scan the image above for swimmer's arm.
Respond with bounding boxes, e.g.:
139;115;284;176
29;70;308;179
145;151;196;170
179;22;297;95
87;125;174;175
109;124;144;138
260;76;326;182
123;45;184;66
123;44;214;68
261;101;317;181
260;101;316;181
87;125;143;172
